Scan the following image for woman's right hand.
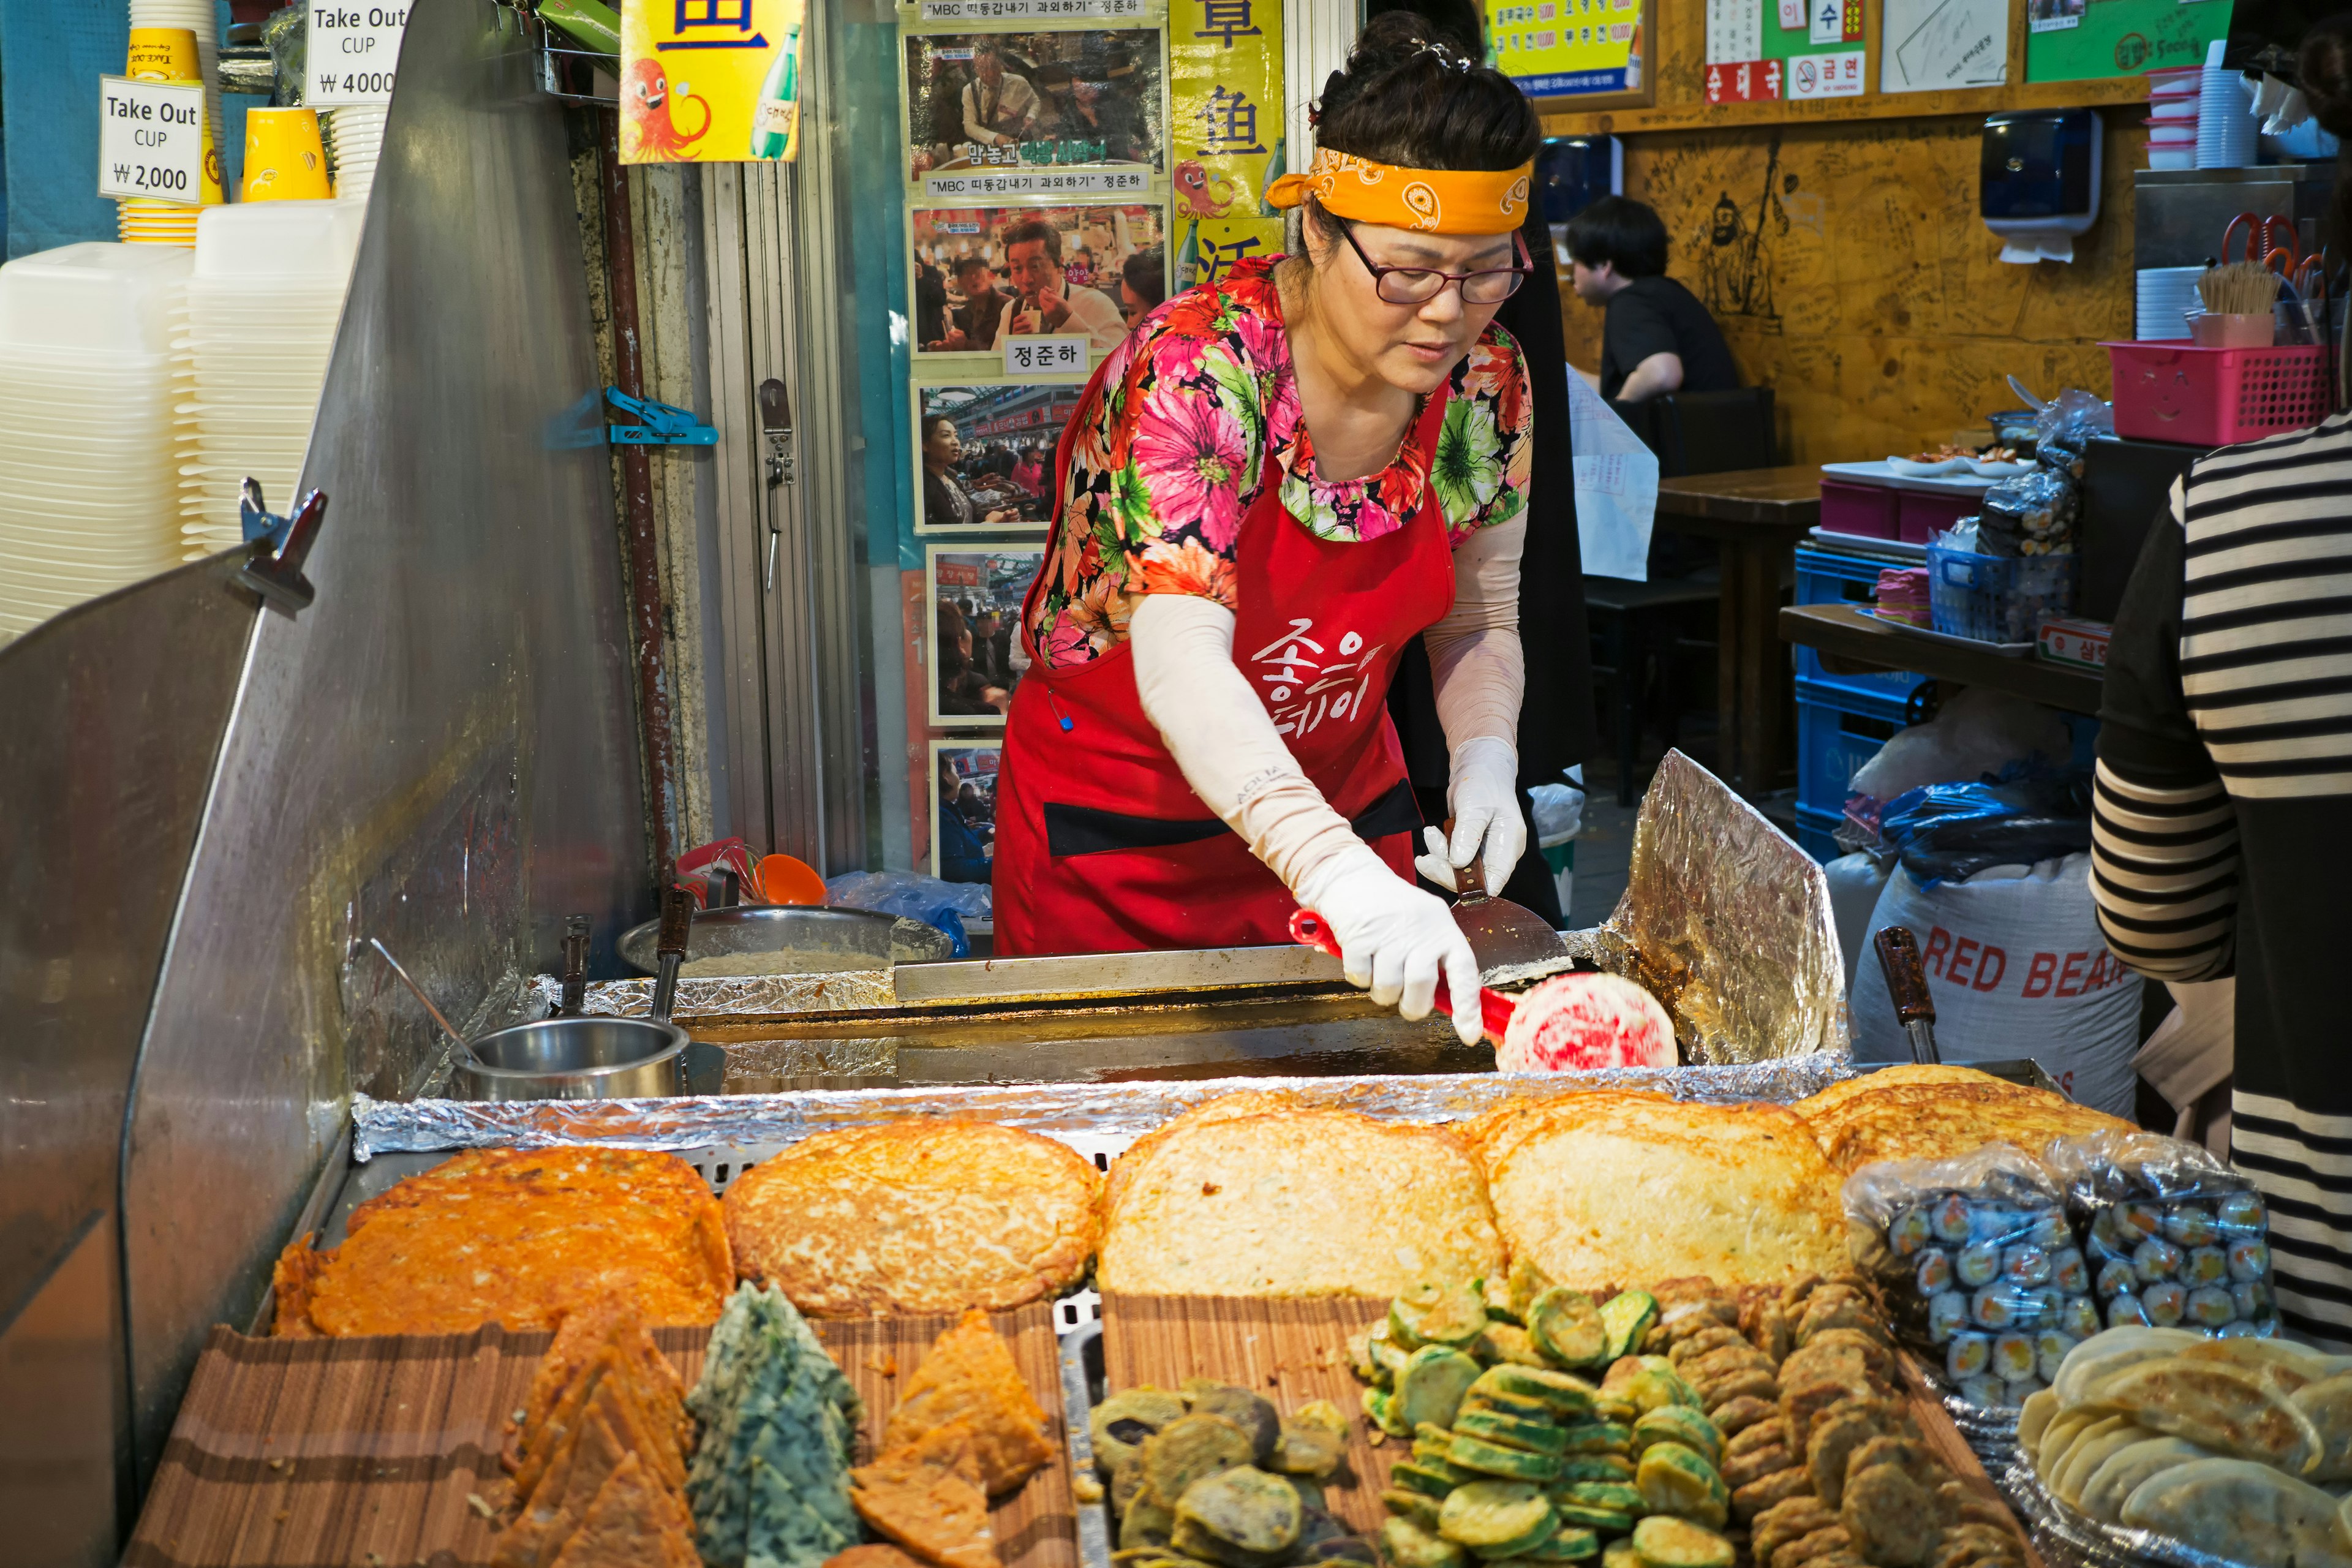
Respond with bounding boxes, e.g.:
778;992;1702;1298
1298;846;1482;1045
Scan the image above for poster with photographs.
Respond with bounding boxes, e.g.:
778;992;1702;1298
905;29;1167;197
926;546;1046;728
928;740;1001;883
911;203;1168;356
913;382;1082;534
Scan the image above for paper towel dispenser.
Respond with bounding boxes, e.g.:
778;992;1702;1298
1981;108;2103;264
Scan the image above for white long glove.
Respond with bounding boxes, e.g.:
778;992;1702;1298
1417;518;1529;894
1414;736;1528;895
1131;592;1484;1044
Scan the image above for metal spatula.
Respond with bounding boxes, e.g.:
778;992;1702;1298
1873;924;1942;1064
1449;845;1570;975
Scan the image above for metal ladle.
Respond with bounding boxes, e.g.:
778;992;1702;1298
367;938;486;1068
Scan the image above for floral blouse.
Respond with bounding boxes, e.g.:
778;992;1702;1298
1026;257;1532;669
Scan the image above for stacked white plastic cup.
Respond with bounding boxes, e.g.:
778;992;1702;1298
0;244;194;641
325;105;388;203
176;201;364;559
2136;266;2203;339
2197;42;2258;168
128;0;222;175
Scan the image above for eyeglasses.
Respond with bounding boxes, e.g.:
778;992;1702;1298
1340;224;1532;305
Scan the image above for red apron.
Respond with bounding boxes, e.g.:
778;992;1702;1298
993;379;1458;956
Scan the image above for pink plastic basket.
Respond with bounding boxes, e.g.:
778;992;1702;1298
2104;341;2331;447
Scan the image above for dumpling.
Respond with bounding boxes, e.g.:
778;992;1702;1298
2119;1457;2351;1567
2084;1357;2323;1476
2077;1435;2209;1523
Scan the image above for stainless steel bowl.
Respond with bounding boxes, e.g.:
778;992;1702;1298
616;904;955;976
453;1016;692;1101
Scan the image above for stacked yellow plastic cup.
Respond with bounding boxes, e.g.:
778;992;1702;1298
118;28;223;246
239;108;333;203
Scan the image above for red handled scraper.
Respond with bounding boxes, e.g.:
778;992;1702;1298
1289;908;1520;1044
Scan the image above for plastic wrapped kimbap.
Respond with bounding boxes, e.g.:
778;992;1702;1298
1926;1291;1967;1344
1947;1332;1992;1381
1990;1332;2037;1382
2184;1286;2236;1327
2217;1190;2266;1236
2162;1204;2218;1248
2049;1247;2087;1294
1915;1250;1953;1295
1930;1193;1973;1243
1890;1204;1934;1256
2142;1282;2187;1327
2228;1237;2269;1283
2133;1237;2184;1283
2108;1293;2151;1328
2034;1329;2078;1382
2060;1295;2101;1339
1956;1242;2002;1287
2182;1246;2228;1287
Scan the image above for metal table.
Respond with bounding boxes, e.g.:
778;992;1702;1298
1653;466;1823;794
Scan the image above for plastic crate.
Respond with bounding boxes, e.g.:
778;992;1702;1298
1820;480;1898;537
1898;489;1980;545
1925;545;2079;644
1797;693;1902;821
1793;800;1845;862
2103;341;2330;447
1793;548;1930;707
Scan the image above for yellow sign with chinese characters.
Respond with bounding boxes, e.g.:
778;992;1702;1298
1167;0;1283;221
619;0;808;164
1487;0;1643;100
1180;216;1284;288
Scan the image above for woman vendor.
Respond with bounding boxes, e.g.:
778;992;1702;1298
992;13;1540;1046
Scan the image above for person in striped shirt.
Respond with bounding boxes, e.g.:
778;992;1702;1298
2091;421;2352;1350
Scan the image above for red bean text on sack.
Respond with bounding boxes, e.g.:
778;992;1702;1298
1919;925;2125;999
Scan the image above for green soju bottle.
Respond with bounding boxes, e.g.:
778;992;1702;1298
750;20;803;160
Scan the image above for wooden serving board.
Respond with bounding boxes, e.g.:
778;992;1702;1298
126;1306;1078;1568
1101;1292;2043;1564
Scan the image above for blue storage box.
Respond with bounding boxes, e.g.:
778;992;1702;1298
1924;545;2079;644
1794;546;1929;709
1797;692;1902;823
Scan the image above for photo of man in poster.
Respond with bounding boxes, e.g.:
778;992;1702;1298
907;29;1165;178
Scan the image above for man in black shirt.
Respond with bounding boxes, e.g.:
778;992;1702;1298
1562;196;1741;404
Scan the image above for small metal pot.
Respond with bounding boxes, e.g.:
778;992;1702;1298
616;904;954;975
453;1016;692;1101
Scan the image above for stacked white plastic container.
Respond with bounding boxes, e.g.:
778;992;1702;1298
325;107;388;203
176;200;365;558
2196;45;2258;169
2136;266;2202;339
0;244;194;643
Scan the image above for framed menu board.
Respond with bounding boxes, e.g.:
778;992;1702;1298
1485;0;1655;110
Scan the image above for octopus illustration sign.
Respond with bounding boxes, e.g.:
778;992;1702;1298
620;0;809;164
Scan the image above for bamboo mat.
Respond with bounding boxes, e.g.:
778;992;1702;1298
126;1306;1077;1568
1101;1293;2043;1564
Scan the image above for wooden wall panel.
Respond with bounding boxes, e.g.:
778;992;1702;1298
1555;114;2140;463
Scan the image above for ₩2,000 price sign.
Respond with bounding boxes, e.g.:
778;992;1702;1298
98;76;208;205
309;3;409;107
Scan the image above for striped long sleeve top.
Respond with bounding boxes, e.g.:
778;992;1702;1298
2090;413;2352;1349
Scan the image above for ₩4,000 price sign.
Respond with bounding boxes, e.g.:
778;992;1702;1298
98;76;208;205
309;4;409;107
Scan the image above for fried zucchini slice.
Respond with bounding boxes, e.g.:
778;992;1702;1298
1553;1501;1637;1533
1600;1292;1660;1363
1120;1494;1177;1548
1557;1422;1634;1455
1635;1441;1730;1528
1556;1481;1646;1515
1455;1408;1572;1455
1632;1406;1724;1469
1393;1281;1490;1350
1171;1465;1304;1568
1382;1515;1472;1568
1529;1288;1610;1369
1272;1416;1347;1477
1363;1387;1409;1438
1394;1460;1463;1499
1396;1346;1484;1433
1629;1515;1736;1568
1384;1488;1446;1530
1438;1479;1559;1556
1556;1453;1637;1483
1474;1363;1601;1419
1602;1540;1641;1568
1450;1431;1567;1483
1593;1396;1640;1425
1480;1321;1554;1368
1523;1526;1604;1562
1143;1412;1256;1508
1464;1387;1558;1422
1095;1387;1191;1473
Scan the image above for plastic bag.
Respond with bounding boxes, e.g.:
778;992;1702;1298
1977;468;2079;559
265;2;307;106
1849;688;2073;806
2043;1129;2278;1338
1844;1145;2100;1409
1530;781;1585;848
1877;769;2092;886
823;870;984;957
2032;389;2113;481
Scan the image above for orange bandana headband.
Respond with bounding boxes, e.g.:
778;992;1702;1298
1265;148;1533;235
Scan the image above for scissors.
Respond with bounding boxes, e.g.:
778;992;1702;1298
2220;211;2299;268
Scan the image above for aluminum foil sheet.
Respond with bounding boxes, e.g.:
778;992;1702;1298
2004;1451;2254;1568
351;1050;1857;1159
522;969;895;1019
1605;749;1852;1064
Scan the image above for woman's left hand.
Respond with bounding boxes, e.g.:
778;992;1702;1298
1414;736;1526;895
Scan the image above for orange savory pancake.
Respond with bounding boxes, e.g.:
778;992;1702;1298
278;1147;732;1337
